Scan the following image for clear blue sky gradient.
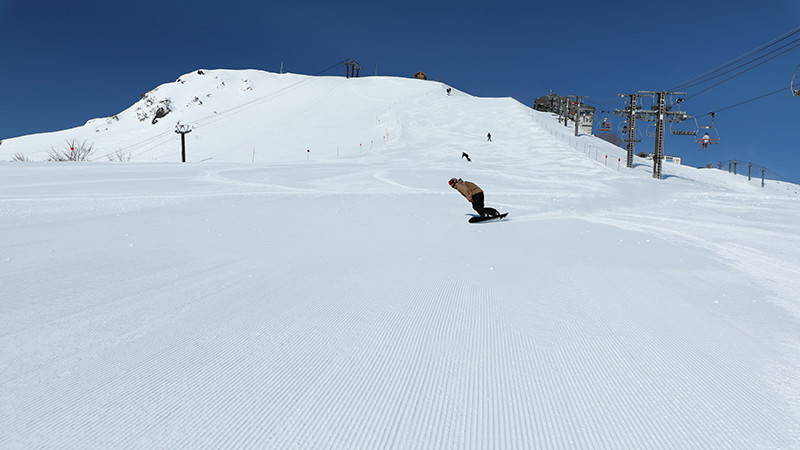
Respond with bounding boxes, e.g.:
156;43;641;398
2;0;800;182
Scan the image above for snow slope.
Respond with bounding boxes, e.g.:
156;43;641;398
2;70;800;448
2;70;425;163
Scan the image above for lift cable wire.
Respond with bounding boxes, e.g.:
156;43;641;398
671;25;800;91
681;36;800;92
705;86;787;115
684;39;800;100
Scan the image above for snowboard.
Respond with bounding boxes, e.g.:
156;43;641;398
469;212;508;223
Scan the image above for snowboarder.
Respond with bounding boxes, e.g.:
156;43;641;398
701;132;711;149
461;152;471;162
448;178;499;217
487;132;492;142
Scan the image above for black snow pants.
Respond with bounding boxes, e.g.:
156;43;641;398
471;192;498;217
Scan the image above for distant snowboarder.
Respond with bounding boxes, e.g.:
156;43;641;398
446;88;452;96
461;152;471;162
448;178;500;218
487;132;492;142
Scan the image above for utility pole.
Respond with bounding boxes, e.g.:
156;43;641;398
175;124;193;163
614;93;639;168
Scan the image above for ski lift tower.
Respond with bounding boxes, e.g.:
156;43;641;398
636;91;689;179
343;59;362;78
567;95;588;137
614;93;639;169
175;123;193;163
560;96;571;128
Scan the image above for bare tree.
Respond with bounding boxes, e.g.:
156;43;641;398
107;150;132;162
48;139;94;162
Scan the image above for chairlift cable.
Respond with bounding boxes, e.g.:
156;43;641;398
671;25;800;91
704;86;787;114
685;40;800;99
680;37;800;93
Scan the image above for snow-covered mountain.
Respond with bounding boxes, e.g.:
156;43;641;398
2;70;799;448
3;69;449;163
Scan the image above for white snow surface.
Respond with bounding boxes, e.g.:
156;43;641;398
2;70;800;448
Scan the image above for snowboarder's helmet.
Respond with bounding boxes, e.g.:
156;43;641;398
448;178;458;187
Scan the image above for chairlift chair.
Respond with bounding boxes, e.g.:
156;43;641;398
645;123;657;138
669;115;699;136
696;113;720;148
598;113;612;132
696;127;719;147
623;129;642;143
618;121;628;136
792;64;800;96
618;122;642;143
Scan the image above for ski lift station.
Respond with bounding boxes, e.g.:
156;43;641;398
534;93;596;135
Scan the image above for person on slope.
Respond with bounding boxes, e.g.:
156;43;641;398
448;178;499;217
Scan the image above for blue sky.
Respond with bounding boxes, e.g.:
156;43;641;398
2;0;800;182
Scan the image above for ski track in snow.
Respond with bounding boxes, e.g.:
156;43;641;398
6;258;795;447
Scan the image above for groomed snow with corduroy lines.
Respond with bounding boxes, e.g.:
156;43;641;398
2;70;800;448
